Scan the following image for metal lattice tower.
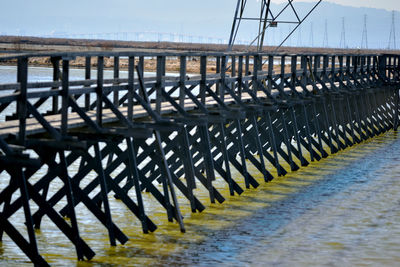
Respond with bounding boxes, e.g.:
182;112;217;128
309;22;314;47
361;14;368;49
323;19;329;47
272;27;276;46
388;11;396;50
228;0;323;51
287;25;292;46
339;17;346;49
297;24;302;47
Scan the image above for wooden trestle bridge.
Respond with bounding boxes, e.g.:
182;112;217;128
0;51;399;265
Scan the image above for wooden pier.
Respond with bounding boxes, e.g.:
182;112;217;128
0;50;399;265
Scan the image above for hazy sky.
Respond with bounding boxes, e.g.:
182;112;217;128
271;0;400;11
1;0;398;49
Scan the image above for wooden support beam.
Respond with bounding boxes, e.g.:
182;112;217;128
154;130;185;232
59;151;84;260
126;137;149;232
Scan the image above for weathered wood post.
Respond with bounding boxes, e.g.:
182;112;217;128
237;55;243;99
253;54;260;94
50;57;60;114
200;55;207;104
96;56;104;127
267;55;274;95
231;55;236;91
17;57;28;145
128;56;135;121
180;55;187;107
216;56;221;95
61;58;70;136
84;56;91;111
291;55;298;90
113;56;120;106
245;54;250;88
156;56;165;115
220;55;227;102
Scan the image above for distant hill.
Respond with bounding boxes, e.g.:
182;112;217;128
0;1;398;49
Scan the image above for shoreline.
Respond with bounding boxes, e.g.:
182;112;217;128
1;35;398;74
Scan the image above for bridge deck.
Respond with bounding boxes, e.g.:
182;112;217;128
0;92;252;137
0;78;319;138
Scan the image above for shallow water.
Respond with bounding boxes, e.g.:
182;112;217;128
1;65;400;266
0;132;399;266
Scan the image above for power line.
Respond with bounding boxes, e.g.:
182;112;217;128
42;31;243;45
